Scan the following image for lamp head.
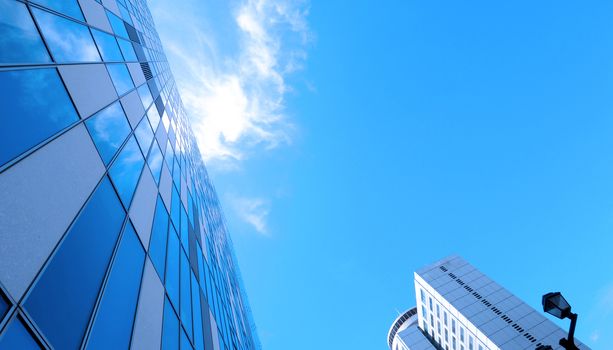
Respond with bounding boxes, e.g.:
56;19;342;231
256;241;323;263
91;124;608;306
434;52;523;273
542;292;571;319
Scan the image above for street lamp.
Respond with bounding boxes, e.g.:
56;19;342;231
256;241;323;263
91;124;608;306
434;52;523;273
542;292;579;350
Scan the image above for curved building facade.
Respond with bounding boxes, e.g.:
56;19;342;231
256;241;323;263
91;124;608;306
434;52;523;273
388;307;436;350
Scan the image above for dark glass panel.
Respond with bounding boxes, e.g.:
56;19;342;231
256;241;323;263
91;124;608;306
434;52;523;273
109;136;144;208
196;244;206;294
0;315;42;350
0;0;51;63
149;197;169;280
161;298;179;350
25;178;125;350
118;38;137;61
32;8;99;62
165;227;180;310
0;68;78;167
180;250;193;340
147;140;163;184
32;0;83;20
105;10;127;39
91;29;123;62
86;223;145;350
85;101;131;164
107;63;134;96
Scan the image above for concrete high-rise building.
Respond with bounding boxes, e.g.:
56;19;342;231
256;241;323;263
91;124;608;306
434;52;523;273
388;256;589;350
0;0;259;349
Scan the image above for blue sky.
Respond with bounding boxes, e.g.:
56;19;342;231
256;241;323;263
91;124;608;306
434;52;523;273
150;0;613;348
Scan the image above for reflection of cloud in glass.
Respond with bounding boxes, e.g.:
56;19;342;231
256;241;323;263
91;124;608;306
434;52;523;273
85;102;131;164
32;8;100;63
0;1;51;63
107;64;135;96
147;141;164;182
109;136;145;206
91;29;123;62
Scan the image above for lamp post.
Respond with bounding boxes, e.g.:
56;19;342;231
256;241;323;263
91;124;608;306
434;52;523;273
542;292;579;350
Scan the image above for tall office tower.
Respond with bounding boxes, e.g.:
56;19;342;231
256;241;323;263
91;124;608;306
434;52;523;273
388;256;589;350
0;0;259;349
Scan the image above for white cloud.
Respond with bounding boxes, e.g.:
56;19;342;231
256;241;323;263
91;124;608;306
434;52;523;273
229;196;272;235
590;330;600;343
151;0;310;168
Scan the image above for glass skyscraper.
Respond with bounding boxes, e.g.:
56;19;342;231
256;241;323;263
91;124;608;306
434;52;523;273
0;0;259;349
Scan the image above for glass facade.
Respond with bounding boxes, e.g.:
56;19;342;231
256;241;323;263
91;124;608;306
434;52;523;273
0;0;259;349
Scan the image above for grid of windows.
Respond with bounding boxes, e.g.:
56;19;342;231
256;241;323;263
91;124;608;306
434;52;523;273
0;0;259;349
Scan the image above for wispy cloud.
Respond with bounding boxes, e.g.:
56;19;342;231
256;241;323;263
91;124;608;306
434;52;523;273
150;0;310;168
229;196;272;235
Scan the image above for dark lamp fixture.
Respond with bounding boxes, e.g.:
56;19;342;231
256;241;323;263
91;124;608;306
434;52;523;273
542;292;571;319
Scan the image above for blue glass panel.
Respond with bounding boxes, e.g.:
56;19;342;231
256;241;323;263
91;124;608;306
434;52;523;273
191;273;204;350
180;207;189;251
109;136;144;207
118;4;132;25
91;29;123;61
134;117;154;155
165;228;180;310
25;178;125;350
106;10;128;38
118;38;137;61
172;159;181;190
32;8;99;62
180;250;193;340
147;104;161;131
107;63;134;96
137;84;153;109
0;316;41;350
148;140;163;184
85;101;131;164
180;328;192;350
196;244;206;293
149;197;169;280
86;223;145;350
33;0;84;20
0;69;78;167
161;298;179;350
170;186;181;229
164;141;174;169
0;0;51;63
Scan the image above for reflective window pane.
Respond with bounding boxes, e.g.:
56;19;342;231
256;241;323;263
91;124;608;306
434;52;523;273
170;186;181;229
149;197;169;280
107;63;134;96
138;83;153;109
180;327;192;350
161;297;179;350
25;178;125;350
0;69;78;167
165;228;180;310
191;273;204;350
0;0;51;63
0;315;42;350
33;0;84;21
106;10;128;39
109;136;144;207
32;8;100;62
180;250;193;340
118;38;137;61
180;207;189;251
148;140;163;183
86;223;145;350
134;117;154;155
85;101;131;164
91;29;123;62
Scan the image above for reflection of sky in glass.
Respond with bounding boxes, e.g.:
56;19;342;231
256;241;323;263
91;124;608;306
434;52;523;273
137;84;153;110
165;230;180;312
91;29;123;62
0;316;41;349
107;64;135;96
118;4;133;26
164;141;174;169
134;118;153;155
179;250;193;339
147;105;160;132
117;38;137;61
32;8;100;62
161;297;179;350
109;136;144;207
106;10;128;39
85;101;131;164
0;1;51;63
0;69;78;167
33;0;84;21
147;140;163;183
